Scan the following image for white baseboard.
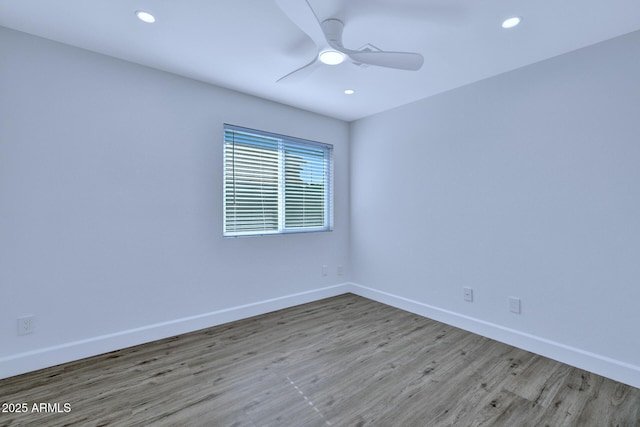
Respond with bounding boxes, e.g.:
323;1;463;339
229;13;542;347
348;282;640;389
4;282;639;390
0;283;351;380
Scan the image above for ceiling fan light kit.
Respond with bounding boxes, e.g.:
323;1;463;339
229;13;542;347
319;50;345;65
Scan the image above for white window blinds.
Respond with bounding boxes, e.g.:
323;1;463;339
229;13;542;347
224;124;333;237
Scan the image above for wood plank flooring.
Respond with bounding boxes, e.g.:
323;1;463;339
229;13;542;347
1;294;639;426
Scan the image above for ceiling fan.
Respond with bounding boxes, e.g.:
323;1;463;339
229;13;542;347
275;0;424;83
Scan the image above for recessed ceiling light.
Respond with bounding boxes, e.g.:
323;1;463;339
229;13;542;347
319;50;345;65
344;89;355;95
135;10;156;24
501;16;521;29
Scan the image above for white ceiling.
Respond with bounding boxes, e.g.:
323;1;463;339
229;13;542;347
2;0;640;121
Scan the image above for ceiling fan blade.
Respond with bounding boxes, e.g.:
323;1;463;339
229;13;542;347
319;19;424;71
346;50;424;71
275;0;327;47
277;55;320;83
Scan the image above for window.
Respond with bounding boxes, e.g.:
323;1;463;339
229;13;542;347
223;124;333;237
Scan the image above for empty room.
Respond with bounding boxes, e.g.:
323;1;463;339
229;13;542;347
1;0;640;425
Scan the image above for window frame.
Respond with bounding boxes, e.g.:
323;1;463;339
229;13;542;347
223;124;334;238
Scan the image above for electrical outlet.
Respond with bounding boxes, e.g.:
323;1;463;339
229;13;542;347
322;265;328;277
509;297;521;314
337;265;344;276
463;287;473;302
17;316;34;335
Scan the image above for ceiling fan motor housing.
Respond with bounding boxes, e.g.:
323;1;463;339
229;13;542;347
321;19;345;48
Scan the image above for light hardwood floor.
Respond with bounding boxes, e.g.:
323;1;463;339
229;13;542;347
1;294;639;426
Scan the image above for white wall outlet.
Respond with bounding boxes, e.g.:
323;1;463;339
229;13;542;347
463;287;473;302
17;316;34;335
322;265;328;276
509;297;521;314
337;265;344;276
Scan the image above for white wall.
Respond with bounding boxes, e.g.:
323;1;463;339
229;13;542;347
0;27;350;378
351;30;640;387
